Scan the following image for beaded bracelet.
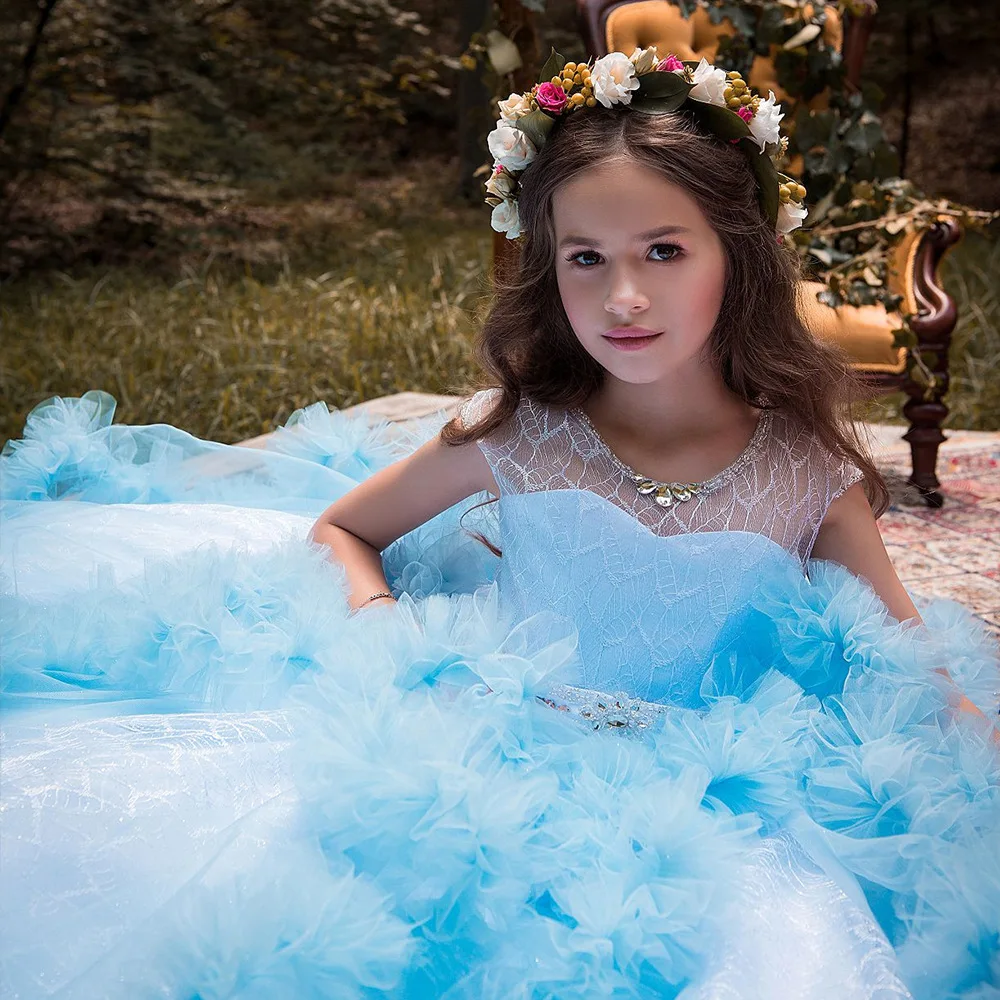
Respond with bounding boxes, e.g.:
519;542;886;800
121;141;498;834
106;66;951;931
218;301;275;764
356;591;394;610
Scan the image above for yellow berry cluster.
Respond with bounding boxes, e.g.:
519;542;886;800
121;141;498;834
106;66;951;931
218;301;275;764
549;61;598;110
723;71;760;114
779;179;807;204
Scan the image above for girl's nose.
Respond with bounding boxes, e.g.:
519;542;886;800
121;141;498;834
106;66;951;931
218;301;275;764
604;268;650;317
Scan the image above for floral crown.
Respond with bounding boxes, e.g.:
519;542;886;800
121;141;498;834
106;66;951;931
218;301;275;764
485;47;808;240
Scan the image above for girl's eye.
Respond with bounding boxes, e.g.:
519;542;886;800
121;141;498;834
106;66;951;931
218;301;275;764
564;244;685;268
565;250;602;267
649;243;683;262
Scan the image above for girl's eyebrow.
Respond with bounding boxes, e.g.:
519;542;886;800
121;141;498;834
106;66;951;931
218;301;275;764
557;224;691;249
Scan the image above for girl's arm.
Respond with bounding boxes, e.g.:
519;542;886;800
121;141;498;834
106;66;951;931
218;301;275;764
309;430;498;611
811;482;920;623
813;482;995;735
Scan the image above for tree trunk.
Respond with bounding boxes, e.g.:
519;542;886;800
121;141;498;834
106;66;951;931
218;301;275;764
458;0;492;201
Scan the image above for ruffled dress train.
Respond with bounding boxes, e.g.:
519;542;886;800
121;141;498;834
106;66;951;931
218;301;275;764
1;390;998;1000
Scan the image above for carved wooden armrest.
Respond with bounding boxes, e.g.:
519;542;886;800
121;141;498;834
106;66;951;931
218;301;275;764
900;218;962;387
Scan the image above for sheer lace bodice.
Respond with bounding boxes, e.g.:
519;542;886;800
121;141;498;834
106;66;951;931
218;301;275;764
460;389;865;705
461;388;862;567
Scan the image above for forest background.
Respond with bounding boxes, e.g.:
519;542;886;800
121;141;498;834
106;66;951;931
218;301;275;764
1;0;998;446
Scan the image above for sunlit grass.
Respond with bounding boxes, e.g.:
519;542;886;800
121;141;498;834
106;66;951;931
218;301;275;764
2;201;997;446
1;221;493;444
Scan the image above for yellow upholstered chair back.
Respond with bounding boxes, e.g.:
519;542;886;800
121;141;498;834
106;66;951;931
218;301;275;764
599;1;841;108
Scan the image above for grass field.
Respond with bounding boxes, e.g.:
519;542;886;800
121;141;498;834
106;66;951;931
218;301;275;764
2;179;997;446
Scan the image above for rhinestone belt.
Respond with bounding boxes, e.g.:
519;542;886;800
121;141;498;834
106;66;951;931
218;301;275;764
537;683;671;737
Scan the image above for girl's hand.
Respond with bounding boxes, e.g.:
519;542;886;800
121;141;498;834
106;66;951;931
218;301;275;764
941;670;1000;745
310;426;497;610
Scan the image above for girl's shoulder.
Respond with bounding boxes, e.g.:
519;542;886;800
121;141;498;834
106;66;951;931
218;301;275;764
459;388;567;442
764;407;864;508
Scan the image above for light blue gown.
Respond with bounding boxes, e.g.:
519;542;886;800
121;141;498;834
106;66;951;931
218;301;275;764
1;389;998;1000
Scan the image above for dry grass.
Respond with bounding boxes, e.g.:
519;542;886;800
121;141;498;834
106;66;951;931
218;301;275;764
2;185;998;446
1;186;494;444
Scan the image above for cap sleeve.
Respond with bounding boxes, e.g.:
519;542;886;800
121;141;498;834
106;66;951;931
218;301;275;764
801;443;866;563
456;390;577;498
827;452;865;507
458;387;501;430
456;387;520;495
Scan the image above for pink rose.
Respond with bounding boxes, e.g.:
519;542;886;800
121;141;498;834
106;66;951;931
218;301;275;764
535;81;568;114
657;54;685;73
729;105;754;144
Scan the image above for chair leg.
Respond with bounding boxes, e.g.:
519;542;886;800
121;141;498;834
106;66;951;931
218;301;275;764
902;395;947;508
898;218;962;509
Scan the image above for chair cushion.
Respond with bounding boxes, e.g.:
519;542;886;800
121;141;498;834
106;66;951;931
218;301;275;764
797;281;906;373
604;1;841;105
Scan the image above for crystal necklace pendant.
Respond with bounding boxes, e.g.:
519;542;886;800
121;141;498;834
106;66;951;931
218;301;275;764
630;473;704;508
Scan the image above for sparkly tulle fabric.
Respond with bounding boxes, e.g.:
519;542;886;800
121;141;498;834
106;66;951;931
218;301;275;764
1;389;999;1000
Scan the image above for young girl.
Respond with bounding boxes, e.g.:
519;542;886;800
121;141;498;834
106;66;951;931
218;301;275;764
1;48;998;1000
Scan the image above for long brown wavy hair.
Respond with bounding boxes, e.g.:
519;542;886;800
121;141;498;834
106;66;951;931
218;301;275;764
443;105;889;517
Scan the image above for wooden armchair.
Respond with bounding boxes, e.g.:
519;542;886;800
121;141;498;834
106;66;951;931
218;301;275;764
505;0;960;505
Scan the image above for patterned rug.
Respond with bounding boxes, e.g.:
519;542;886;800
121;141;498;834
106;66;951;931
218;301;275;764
867;424;1000;635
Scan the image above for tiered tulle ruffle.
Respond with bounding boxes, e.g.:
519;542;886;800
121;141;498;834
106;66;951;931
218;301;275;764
1;392;998;1000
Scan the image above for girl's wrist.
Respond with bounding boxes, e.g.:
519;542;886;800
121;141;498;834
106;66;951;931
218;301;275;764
354;591;396;612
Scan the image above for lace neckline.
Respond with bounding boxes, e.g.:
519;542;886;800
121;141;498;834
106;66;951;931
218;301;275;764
569;405;773;496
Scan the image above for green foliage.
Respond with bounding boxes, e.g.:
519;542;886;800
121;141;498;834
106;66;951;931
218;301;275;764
0;0;458;272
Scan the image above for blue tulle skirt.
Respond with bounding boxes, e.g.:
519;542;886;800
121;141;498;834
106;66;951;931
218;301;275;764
2;392;999;1000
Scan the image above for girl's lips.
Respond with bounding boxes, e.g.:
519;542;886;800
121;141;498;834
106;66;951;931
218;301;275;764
604;333;662;351
604;326;658;339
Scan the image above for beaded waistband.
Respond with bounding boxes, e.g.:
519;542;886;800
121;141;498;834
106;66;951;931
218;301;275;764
537;683;672;737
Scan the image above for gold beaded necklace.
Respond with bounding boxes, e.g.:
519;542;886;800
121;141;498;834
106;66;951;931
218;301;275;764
573;407;771;509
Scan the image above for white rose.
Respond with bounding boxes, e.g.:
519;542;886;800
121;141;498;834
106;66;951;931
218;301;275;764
629;46;659;75
688;57;728;107
487;120;537;172
749;91;783;149
491;198;522;239
590;52;640;108
776;199;808;234
498;91;532;122
485;167;516;200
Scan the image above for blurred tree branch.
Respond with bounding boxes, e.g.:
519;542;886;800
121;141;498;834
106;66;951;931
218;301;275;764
0;0;461;273
0;0;61;142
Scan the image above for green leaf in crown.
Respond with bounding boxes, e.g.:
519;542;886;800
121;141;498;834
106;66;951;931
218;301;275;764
514;109;557;150
537;48;566;85
635;70;693;102
689;101;754;143
742;137;780;227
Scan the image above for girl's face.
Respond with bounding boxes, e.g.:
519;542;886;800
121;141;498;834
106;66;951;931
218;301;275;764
552;157;727;386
